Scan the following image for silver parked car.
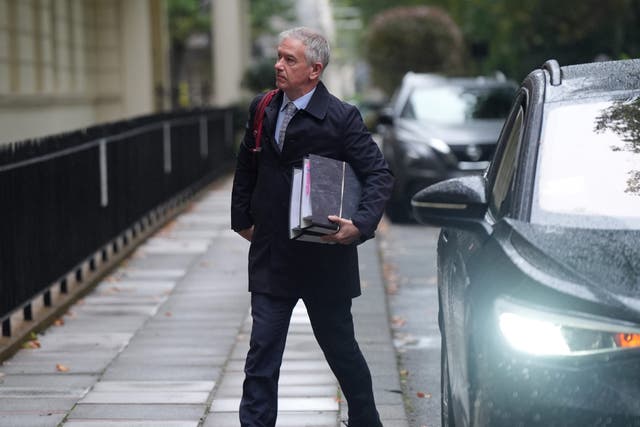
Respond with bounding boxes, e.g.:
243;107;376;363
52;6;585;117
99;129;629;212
378;72;517;222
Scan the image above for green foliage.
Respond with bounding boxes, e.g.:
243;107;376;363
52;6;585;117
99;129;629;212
465;0;640;80
365;6;465;95
249;0;295;36
342;0;428;24
167;0;210;46
242;57;277;93
595;98;640;153
346;0;640;83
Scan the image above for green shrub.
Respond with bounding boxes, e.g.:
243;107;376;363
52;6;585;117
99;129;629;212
366;6;465;94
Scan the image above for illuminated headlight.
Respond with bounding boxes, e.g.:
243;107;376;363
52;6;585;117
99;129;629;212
401;138;432;160
496;298;640;356
396;130;451;158
428;137;451;155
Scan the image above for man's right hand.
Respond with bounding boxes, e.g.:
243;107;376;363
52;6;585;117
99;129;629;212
238;226;254;242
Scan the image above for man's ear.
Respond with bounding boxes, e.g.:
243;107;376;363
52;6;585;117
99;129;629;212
309;62;323;80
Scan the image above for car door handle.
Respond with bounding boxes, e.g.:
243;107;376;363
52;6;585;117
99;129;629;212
442;230;449;242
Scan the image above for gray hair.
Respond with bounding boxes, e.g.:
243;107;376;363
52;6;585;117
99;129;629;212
279;27;330;70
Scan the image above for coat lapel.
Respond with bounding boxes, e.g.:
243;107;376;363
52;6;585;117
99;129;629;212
305;81;329;121
264;83;329;156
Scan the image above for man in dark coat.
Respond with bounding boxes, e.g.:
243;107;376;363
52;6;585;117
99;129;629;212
231;27;393;427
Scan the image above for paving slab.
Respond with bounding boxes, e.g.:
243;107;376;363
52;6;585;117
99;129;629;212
0;176;410;427
0;398;80;412
68;404;205;421
0;374;99;389
0;413;67;427
80;391;211;405
121;269;187;279
0;359;112;375
0;387;88;398
211;397;339;413
100;365;221;382
203;411;339;427
33;332;134;353
64;421;199;427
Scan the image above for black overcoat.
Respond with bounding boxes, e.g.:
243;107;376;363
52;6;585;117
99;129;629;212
231;82;394;300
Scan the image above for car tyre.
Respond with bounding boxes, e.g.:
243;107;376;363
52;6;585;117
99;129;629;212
441;335;455;427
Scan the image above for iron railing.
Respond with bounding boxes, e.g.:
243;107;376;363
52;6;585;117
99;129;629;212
0;107;236;330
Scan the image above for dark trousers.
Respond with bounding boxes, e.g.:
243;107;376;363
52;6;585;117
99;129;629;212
239;292;382;427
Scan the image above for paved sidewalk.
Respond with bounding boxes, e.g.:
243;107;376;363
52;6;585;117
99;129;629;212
0;176;408;427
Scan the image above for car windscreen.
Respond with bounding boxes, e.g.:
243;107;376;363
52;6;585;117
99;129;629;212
403;85;514;124
532;95;640;230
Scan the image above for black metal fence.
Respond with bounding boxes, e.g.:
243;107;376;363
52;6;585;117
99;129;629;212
0;107;236;325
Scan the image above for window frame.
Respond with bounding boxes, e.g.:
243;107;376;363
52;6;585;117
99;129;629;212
485;90;528;224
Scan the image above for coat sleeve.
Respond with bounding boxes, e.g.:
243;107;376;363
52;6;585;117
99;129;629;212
230;95;261;232
341;105;394;241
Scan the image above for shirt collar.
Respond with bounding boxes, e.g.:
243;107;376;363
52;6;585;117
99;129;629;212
281;87;316;112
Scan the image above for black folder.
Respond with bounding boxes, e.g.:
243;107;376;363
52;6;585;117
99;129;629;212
289;154;362;243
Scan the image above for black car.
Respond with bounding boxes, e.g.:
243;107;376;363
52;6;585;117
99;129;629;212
378;72;516;221
412;59;640;426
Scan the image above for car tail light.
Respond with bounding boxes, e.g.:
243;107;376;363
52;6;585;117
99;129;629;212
615;333;640;348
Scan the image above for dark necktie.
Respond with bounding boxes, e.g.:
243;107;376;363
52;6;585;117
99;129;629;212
278;102;297;150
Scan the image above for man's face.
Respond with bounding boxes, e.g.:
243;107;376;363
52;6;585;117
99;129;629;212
275;37;320;100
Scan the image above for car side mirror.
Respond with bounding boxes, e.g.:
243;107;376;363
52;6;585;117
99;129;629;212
411;175;490;233
376;107;394;126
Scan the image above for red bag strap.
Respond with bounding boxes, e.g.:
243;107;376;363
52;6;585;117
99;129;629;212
251;89;279;153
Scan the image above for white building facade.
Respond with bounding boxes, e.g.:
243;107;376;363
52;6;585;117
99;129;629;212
0;0;249;144
0;0;173;144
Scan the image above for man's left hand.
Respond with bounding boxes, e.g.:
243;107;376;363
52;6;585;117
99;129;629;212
322;216;361;245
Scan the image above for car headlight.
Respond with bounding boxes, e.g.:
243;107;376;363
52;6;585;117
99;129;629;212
427;137;451;155
496;297;640;356
395;129;451;157
400;138;433;160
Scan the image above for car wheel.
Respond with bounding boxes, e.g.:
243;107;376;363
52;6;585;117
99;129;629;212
441;335;455;427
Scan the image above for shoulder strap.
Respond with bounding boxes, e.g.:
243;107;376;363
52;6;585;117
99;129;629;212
251;89;279;153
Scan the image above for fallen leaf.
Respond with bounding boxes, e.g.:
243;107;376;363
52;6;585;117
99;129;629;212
165;311;173;317
400;369;409;377
159;220;178;235
53;318;65;326
56;364;69;372
386;282;398;295
417;391;426;398
391;316;406;328
378;218;389;233
22;340;41;349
